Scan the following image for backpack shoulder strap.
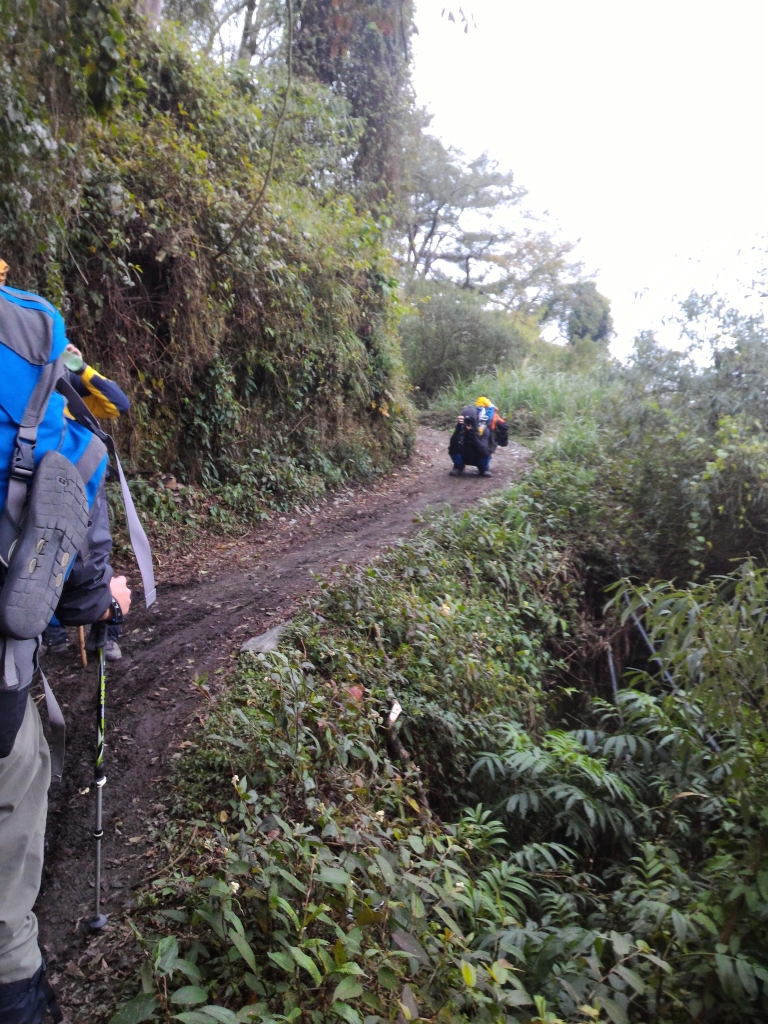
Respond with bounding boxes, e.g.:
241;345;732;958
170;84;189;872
0;358;62;565
56;377;157;607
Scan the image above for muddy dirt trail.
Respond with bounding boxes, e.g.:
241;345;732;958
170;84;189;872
35;426;529;1013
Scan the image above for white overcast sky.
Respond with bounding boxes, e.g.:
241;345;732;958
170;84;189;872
411;0;768;354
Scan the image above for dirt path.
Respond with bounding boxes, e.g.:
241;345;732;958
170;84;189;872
35;426;529;1014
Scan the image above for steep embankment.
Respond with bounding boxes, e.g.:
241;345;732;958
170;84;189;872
3;13;413;521
36;428;529;1016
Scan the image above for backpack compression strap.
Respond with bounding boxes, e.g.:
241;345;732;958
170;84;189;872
0;360;67;778
0;359;62;566
56;377;157;607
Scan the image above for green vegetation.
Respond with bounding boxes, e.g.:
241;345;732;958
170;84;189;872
396;123;613;398
104;298;768;1023
6;4;768;1022
428;362;612;435
559;282;613;345
1;1;413;531
0;0;611;527
399;285;540;400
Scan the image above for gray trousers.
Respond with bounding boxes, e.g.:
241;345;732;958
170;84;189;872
0;697;49;983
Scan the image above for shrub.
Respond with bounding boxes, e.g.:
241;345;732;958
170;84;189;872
399;283;538;399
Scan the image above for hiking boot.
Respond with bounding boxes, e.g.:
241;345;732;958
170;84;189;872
478;468;493;477
105;639;122;662
40;624;68;655
449;466;464;476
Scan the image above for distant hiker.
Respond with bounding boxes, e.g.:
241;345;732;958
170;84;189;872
0;280;131;1023
448;396;509;477
40;343;131;661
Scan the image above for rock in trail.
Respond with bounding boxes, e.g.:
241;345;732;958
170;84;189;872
35;426;528;1011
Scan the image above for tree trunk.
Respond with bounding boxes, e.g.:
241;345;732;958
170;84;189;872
144;0;162;27
237;0;257;60
237;0;269;62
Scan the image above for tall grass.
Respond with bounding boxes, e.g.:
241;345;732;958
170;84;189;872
428;362;615;438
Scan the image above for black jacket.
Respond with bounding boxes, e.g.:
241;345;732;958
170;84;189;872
449;405;509;463
54;367;127;625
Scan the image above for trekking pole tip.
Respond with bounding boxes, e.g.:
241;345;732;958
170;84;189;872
87;914;108;931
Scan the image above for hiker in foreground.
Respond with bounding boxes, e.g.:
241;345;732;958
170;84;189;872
0;281;131;1023
448;396;509;477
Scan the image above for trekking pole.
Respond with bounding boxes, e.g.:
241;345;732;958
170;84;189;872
88;620;108;931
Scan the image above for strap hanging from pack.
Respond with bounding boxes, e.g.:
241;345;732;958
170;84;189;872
56;377;157;607
41;667;65;780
